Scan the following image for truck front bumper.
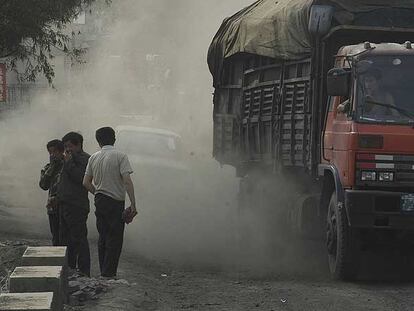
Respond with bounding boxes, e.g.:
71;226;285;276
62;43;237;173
345;190;414;229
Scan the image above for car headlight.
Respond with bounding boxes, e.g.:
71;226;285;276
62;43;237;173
361;171;376;181
379;172;394;182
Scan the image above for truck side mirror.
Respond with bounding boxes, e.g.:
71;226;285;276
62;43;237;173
327;68;350;97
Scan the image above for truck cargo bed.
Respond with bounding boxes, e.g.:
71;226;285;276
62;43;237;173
213;54;312;173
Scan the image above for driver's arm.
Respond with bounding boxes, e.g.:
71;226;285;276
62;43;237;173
384;93;399;116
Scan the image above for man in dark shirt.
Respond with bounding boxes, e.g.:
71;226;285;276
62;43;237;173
59;132;91;277
39;139;64;246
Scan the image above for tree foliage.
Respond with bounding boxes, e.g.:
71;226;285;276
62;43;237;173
0;0;100;83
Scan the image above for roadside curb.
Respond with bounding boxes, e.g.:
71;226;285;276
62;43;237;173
0;246;67;311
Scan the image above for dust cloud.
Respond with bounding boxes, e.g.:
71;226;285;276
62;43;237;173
0;0;325;276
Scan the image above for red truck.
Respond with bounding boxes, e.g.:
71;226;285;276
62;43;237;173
208;0;414;280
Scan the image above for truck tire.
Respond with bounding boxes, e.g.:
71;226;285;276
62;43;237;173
326;192;360;280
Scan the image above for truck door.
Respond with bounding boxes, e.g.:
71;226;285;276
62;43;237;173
331;95;353;187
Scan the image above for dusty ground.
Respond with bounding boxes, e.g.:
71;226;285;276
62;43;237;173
86;243;414;311
2;223;414;310
1;180;414;311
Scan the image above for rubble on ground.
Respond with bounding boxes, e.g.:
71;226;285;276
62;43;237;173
67;273;136;308
0;238;136;310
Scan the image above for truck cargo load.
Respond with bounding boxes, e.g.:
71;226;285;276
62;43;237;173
209;0;414;86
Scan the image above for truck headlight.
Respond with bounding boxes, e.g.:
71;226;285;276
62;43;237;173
361;171;376;181
379;172;394;182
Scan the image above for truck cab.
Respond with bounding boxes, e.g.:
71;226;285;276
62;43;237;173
323;42;414;278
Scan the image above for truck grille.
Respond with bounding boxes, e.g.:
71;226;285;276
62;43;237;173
356;154;414;185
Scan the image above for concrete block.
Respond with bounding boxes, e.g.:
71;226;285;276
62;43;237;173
0;292;55;311
9;267;64;311
20;247;68;302
21;247;67;267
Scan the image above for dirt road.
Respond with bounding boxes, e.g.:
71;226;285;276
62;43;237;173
2;237;414;311
87;245;414;311
1;203;414;310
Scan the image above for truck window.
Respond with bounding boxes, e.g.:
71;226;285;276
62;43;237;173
356;56;414;124
328;96;334;112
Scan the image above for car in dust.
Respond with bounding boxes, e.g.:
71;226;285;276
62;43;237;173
115;126;191;200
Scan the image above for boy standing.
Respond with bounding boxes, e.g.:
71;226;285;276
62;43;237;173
39;139;64;246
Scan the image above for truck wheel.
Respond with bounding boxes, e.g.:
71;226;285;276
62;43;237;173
326;193;360;280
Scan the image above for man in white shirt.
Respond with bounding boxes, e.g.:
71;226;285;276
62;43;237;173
83;127;137;278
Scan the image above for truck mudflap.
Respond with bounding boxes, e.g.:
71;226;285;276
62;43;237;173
345;190;414;229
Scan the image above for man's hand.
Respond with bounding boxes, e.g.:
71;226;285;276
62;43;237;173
123;205;138;224
63;152;72;162
129;204;138;216
83;175;96;194
122;174;137;221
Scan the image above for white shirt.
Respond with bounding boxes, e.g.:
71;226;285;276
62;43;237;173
85;145;133;201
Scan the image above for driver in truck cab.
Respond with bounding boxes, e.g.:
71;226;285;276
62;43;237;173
362;68;398;118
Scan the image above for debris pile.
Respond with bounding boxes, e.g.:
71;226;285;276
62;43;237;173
68;276;109;306
68;275;135;307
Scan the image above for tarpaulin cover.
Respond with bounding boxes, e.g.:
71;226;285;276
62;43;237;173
208;0;414;86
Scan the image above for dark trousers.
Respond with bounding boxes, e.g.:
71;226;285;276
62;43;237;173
59;205;91;276
48;211;60;246
95;193;125;277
